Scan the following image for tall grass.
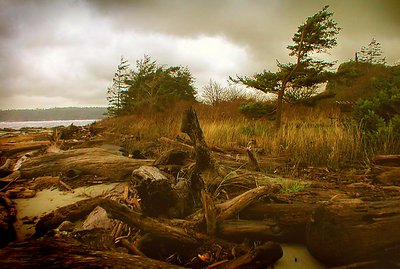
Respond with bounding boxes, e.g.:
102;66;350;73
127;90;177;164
98;101;399;168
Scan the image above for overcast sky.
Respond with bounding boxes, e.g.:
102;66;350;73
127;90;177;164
0;0;399;109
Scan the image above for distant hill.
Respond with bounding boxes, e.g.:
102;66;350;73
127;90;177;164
0;107;107;122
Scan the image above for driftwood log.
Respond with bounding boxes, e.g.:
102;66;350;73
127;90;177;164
0;237;185;269
0;192;17;247
306;198;400;265
132;165;193;218
20;148;153;181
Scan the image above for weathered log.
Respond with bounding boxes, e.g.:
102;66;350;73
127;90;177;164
215;241;283;269
371;165;400;185
306;198;400;265
35;197;204;246
20;147;153;181
0;171;20;187
201;190;217;237
0;237;185;268
219;219;293;242
132;166;177;217
0;159;12;176
1;143;49;157
238;201;317;242
373;154;400;166
217;185;281;222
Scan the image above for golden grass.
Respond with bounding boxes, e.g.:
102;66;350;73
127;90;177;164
98;101;399;168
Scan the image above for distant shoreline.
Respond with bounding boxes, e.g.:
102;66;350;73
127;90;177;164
0;107;107;122
0;119;100;130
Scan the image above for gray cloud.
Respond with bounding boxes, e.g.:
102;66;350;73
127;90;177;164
0;0;399;109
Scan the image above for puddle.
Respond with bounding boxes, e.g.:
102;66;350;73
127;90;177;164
14;183;118;240
272;243;326;269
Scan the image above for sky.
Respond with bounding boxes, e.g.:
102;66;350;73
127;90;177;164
0;0;399;109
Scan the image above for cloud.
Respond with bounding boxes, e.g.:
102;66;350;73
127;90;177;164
0;0;399;109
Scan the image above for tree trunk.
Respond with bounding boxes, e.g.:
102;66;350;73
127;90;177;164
275;85;285;130
0;237;185;269
180;107;215;172
20;148;153;181
306;198;400;266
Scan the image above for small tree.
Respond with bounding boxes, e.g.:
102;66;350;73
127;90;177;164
107;57;130;116
358;38;386;65
201;80;227;105
231;6;340;129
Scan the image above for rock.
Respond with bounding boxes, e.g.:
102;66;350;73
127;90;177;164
81;206;116;231
57;221;75;232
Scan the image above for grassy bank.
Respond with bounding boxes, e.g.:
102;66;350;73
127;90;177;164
98;100;400;169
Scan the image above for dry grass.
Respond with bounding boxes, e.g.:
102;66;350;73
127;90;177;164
98;101;399;168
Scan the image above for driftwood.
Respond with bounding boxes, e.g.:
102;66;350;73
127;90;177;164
237;201;317;242
201;190;217;237
20;147;153;181
181;107;215;172
132;166;183;217
373;154;400;166
306;198;400;265
0;237;185;269
1;142;49;157
216;241;283;269
35;197;204;245
217;185;281;222
371;165;400;185
0;171;20;186
0;192;17;247
0;159;12;176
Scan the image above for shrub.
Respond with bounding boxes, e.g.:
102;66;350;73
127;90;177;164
239;102;276;119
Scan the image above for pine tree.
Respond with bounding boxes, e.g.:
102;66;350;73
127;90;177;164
107;57;130;116
358;38;386;65
231;6;340;129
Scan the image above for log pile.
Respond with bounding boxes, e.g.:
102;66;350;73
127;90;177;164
1;109;400;268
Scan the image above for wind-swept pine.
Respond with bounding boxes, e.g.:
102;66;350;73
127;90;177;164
231;6;340;129
107;57;130;116
358;38;386;65
123;55;196;113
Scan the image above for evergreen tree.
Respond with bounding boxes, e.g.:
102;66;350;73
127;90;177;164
231;6;340;129
123;55;196;113
358;38;386;65
107;57;130;116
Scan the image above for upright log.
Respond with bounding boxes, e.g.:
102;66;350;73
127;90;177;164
306;198;400;265
181;107;215;171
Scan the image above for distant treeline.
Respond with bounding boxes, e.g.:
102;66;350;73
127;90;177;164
0;107;107;122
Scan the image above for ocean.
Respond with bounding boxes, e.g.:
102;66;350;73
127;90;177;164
0;119;100;129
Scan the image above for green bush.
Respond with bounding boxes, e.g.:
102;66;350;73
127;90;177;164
239;102;276;119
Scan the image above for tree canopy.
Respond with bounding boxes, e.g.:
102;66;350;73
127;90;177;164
107;55;196;115
231;5;340;129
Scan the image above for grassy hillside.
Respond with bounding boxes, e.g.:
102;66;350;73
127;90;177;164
324;61;400;102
